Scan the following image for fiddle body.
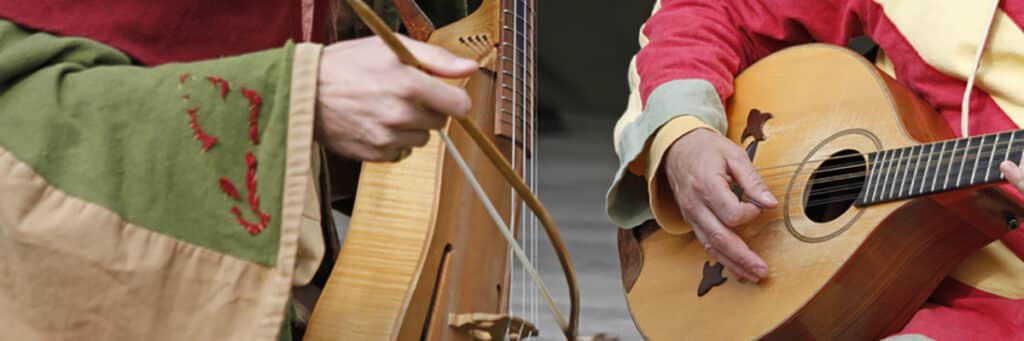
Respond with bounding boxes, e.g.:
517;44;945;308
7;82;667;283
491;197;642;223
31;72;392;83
305;1;548;340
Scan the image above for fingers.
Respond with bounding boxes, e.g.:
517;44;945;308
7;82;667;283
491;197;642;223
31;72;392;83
704;177;762;228
401;69;472;118
1001;161;1024;190
687;206;769;282
381;98;448;130
726;155;778;207
402;36;479;78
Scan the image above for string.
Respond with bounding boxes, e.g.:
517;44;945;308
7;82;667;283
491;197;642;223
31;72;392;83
527;0;539;326
759;142;1024;186
754;137;1024;181
438;131;569;331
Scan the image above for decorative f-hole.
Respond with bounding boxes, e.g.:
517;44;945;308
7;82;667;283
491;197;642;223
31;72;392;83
741;108;773;160
698;261;727;297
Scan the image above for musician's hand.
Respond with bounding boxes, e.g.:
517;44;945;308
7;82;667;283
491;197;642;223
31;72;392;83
1000;161;1024;193
315;36;477;162
662;128;778;283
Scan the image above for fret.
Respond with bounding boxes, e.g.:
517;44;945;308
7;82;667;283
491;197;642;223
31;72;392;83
986;132;1007;182
1015;132;1024;168
944;139;958;190
970;134;992;185
869;150;884;202
931;140;947;192
917;143;933;195
905;144;921;195
956;138;972;188
1004;131;1016;166
887;147;905;200
864;152;876;201
868;151;884;202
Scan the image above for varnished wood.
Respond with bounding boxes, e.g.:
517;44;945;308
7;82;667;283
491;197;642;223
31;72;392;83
392;0;435;41
306;1;578;340
622;44;1024;340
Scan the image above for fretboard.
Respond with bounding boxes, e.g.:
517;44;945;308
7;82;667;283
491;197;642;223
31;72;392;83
857;130;1024;206
496;0;535;153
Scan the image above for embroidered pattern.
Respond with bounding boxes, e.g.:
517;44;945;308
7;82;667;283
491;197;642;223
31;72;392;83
219;177;242;201
241;87;262;144
179;73;270;235
186;106;219;151
207;76;230;100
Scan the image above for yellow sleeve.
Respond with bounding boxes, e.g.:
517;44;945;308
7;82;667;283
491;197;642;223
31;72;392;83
640;116;713;234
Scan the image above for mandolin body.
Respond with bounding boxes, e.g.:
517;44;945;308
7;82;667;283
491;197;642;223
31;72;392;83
619;44;1024;340
304;1;527;340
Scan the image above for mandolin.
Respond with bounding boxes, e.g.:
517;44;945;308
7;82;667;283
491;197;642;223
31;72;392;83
305;0;580;340
618;44;1024;340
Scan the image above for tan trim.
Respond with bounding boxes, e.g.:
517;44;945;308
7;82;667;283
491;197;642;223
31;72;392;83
294;141;325;286
261;41;324;332
644;116;711;235
0;147;283;340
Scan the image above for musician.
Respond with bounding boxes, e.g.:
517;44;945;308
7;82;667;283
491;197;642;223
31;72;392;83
608;0;1024;338
0;1;474;340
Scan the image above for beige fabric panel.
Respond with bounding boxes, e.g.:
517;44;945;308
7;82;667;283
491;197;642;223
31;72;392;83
0;146;285;340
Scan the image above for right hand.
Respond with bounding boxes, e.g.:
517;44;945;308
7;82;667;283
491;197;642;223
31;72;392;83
315;36;478;162
662;128;778;283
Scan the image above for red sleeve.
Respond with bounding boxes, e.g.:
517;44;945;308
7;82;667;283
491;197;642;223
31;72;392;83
637;0;866;105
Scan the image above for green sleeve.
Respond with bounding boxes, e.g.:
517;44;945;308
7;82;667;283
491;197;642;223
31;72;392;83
0;19;297;266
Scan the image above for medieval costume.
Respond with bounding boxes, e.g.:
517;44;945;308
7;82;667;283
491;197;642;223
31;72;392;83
609;1;1024;339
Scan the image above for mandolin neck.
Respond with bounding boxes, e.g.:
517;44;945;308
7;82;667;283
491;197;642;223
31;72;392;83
857;129;1024;206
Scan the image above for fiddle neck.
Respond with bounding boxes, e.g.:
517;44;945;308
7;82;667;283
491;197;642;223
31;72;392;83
495;0;535;153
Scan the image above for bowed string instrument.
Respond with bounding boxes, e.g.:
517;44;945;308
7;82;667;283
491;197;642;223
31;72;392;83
305;0;581;340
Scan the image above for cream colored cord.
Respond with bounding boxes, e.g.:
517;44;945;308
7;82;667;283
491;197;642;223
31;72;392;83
961;0;1002;137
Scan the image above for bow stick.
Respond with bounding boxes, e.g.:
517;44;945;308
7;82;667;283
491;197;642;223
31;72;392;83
344;0;580;339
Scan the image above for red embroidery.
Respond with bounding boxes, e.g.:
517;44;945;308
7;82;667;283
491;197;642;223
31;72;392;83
207;76;230;99
178;74;272;235
219;177;242;201
231;206;265;235
241;87;262;144
230;152;271;235
186;106;218;151
179;73;191;84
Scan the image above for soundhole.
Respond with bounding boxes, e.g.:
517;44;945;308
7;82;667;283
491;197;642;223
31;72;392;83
804;149;866;223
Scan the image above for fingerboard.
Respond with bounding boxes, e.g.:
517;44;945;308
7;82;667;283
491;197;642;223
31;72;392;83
495;0;535;154
857;130;1024;206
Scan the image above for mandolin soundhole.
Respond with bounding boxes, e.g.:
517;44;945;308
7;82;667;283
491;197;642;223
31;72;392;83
804;149;867;223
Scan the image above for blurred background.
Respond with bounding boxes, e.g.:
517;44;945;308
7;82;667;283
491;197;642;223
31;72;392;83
519;1;655;339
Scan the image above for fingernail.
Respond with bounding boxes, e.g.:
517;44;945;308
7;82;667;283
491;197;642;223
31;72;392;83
761;191;778;206
753;265;769;278
454;58;478;69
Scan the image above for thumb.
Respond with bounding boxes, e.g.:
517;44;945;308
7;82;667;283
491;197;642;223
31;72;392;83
726;156;778;207
405;38;479;78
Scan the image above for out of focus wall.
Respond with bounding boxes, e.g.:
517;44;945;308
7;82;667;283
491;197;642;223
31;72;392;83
536;0;657;117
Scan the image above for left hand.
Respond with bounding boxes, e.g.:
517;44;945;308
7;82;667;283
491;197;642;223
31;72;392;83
1000;161;1024;192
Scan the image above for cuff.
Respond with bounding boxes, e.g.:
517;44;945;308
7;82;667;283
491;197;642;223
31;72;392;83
646;116;713;234
283;42;325;286
606;79;726;229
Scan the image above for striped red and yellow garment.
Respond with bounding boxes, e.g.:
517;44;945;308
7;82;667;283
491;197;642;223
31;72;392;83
607;1;1024;338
